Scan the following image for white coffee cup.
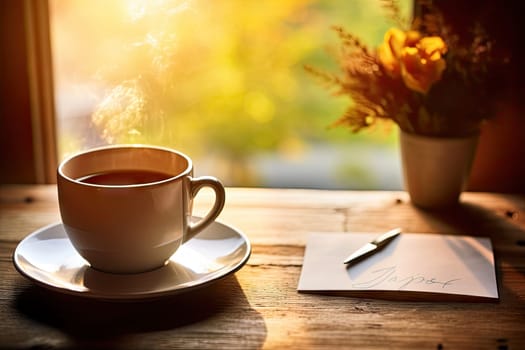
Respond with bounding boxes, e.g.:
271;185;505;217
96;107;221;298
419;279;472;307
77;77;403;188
57;144;226;274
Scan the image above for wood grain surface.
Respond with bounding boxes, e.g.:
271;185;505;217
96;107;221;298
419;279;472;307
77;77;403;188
1;185;524;349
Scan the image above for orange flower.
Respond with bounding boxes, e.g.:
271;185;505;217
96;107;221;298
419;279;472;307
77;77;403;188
377;28;406;77
306;1;502;137
378;28;448;94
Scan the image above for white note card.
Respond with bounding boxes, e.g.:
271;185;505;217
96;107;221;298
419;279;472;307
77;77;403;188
297;233;498;299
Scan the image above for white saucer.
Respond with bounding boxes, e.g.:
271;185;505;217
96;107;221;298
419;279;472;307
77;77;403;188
13;218;251;301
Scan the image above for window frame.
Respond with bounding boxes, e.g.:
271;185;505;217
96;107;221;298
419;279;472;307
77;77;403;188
0;0;57;184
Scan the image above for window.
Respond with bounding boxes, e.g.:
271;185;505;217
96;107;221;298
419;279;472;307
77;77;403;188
3;0;523;192
3;0;414;188
50;0;413;190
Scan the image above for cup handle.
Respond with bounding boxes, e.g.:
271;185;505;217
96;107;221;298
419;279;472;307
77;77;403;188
185;176;226;242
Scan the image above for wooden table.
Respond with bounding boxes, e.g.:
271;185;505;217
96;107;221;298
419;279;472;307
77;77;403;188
1;185;524;349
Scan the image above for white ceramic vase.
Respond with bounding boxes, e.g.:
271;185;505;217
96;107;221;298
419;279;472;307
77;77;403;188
399;130;479;209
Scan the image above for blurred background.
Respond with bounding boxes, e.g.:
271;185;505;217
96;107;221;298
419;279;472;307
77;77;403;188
49;0;413;189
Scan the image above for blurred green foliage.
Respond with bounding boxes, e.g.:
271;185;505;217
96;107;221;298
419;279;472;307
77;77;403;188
51;0;412;187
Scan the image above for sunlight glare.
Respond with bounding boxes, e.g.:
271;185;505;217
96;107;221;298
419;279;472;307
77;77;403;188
126;0;191;22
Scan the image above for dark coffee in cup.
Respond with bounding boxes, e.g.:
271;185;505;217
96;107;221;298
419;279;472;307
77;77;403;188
77;170;172;186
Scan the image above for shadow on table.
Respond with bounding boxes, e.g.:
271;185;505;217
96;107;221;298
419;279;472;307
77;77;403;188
416;199;524;239
13;274;267;349
416;199;525;301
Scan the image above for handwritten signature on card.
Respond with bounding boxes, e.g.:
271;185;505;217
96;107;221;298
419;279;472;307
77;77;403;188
352;266;461;291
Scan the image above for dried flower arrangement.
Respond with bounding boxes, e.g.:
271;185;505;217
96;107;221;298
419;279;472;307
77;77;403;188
306;0;505;137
